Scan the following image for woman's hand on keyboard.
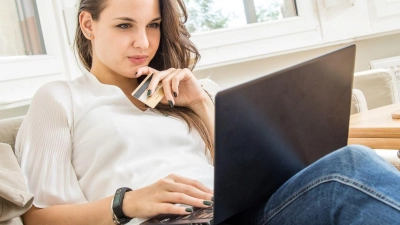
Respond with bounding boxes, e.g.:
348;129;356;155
121;173;214;218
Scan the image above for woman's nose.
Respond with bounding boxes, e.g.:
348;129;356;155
133;29;149;49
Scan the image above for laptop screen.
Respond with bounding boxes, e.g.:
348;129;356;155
214;45;356;224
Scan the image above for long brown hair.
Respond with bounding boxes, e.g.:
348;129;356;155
74;0;214;159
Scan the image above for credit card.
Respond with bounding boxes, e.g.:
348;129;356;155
131;73;164;108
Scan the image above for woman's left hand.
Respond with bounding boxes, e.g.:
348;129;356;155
134;67;210;109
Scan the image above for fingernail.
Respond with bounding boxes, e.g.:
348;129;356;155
203;200;213;206
211;196;214;202
173;92;177;97
185;208;193;213
168;100;174;108
147;90;152;96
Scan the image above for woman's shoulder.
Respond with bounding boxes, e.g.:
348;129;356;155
33;80;72;103
33;73;90;103
32;75;92;123
27;81;74;124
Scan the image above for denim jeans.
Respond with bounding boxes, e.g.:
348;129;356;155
232;145;400;225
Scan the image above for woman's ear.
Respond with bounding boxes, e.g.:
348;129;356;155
79;11;94;39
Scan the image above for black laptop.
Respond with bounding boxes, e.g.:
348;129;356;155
141;45;356;225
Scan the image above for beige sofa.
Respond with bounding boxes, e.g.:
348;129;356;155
353;68;399;111
0;117;32;225
350;88;368;115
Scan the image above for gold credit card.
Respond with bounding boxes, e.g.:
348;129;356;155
131;73;164;108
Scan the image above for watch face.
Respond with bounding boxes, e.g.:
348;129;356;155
113;195;122;207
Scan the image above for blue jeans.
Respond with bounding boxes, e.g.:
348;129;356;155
232;145;400;225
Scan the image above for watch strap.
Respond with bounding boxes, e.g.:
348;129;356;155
112;187;133;224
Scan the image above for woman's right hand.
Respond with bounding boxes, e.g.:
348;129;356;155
121;174;214;218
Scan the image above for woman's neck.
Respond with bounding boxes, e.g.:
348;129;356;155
90;63;139;95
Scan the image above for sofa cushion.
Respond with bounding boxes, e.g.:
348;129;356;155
0;143;33;223
353;69;399;110
0;117;24;153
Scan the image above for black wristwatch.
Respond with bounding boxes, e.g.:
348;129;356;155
112;187;133;224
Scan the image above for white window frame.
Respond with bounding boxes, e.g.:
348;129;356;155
0;0;67;110
192;1;322;70
192;0;400;70
369;0;400;33
374;0;400;18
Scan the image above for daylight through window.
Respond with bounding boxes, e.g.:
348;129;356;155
0;0;46;56
183;0;298;33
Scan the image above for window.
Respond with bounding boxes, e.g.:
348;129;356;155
184;0;298;33
188;0;321;69
0;0;46;56
0;0;67;110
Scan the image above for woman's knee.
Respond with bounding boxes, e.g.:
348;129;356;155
312;144;381;174
331;144;376;162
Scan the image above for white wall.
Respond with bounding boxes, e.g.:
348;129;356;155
195;32;400;89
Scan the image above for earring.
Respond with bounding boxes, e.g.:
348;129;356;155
86;33;92;37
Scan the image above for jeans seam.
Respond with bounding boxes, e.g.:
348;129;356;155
263;174;400;224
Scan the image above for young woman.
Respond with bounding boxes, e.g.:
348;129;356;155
16;0;400;225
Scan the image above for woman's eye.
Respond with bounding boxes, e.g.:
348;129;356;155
118;24;131;29
148;23;160;29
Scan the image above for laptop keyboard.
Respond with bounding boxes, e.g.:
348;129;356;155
140;206;214;225
179;207;213;220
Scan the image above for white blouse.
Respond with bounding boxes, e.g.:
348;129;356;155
15;72;219;225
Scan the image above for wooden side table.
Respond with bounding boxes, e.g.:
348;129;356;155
348;103;400;149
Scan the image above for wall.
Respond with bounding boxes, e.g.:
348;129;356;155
195;32;400;89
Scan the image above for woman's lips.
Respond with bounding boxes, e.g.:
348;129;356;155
128;56;148;64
